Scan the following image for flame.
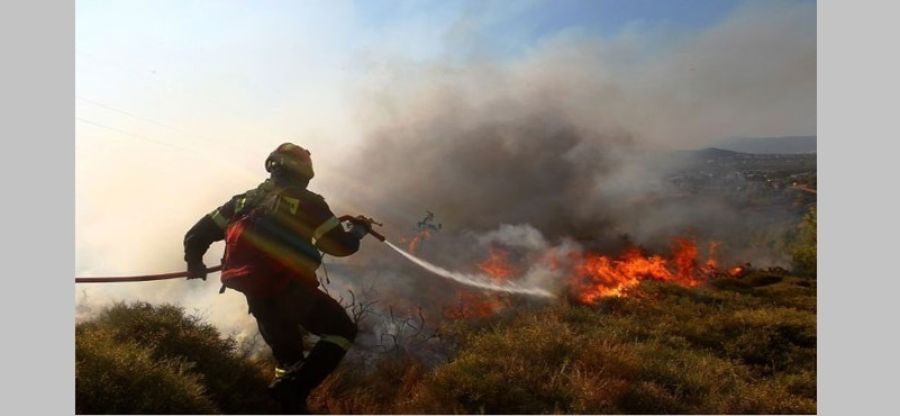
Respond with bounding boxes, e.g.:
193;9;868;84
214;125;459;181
728;266;745;277
446;236;749;315
443;291;510;320
407;229;432;254
570;237;718;305
543;247;572;272
705;241;721;270
477;246;514;280
442;246;517;320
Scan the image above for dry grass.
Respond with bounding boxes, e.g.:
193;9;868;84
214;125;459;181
77;273;816;414
310;274;816;414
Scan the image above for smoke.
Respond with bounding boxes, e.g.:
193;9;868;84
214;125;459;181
337;1;813;242
477;224;548;251
75;142;264;341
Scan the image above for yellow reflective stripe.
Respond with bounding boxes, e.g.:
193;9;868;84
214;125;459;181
235;197;247;214
311;216;340;244
274;367;287;378
320;334;353;351
281;196;300;214
208;209;228;229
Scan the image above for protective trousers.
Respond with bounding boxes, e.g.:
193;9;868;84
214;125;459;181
246;280;357;412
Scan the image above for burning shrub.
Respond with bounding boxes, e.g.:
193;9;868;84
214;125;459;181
567;237;746;305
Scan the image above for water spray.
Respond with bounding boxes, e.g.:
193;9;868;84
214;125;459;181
339;215;555;298
383;240;555;298
76;216;557;299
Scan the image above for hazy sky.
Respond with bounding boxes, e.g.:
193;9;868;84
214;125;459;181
75;0;816;337
76;0;766;153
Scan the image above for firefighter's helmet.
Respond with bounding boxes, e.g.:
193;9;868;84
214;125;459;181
265;143;314;180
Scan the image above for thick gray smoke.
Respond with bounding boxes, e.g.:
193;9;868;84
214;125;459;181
333;2;813;245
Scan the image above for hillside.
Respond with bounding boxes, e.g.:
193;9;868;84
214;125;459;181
710;136;817;154
310;273;816;414
76;271;816;414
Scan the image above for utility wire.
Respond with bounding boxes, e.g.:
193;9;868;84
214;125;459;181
77;95;234;150
76;115;258;179
77;96;187;133
76;116;186;151
76;95;251;155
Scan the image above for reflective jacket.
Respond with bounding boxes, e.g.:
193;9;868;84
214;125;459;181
184;179;360;297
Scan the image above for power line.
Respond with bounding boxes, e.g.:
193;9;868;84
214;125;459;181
75;95;248;154
75;116;184;150
76;96;186;133
76;115;258;179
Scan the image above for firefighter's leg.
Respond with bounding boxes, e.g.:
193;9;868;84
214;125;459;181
270;288;357;411
247;296;306;374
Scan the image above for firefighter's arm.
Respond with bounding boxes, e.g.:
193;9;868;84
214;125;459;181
309;199;361;257
183;197;238;278
315;223;362;257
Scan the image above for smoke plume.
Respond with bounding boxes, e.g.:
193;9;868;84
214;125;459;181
317;1;814;317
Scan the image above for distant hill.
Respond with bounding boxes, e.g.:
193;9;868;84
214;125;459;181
711;136;816;154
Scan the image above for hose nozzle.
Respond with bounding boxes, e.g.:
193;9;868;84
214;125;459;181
339;215;386;241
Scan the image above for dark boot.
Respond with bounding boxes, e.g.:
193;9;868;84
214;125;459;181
269;341;349;414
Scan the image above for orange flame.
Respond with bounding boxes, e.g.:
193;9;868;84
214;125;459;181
727;265;745;277
449;236;747;316
442;246;517;320
545;248;561;271
570;237;720;305
443;291;510;320
477;246;514;280
407;229;432;254
705;241;721;270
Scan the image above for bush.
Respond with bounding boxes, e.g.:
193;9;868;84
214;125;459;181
791;207;817;276
76;327;217;414
76;302;278;414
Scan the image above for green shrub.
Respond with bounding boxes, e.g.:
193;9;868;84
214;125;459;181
790;207;817;276
76;327;217;414
76;302;278;414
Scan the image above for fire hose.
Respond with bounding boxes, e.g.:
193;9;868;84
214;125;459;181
75;216;381;284
75;265;224;283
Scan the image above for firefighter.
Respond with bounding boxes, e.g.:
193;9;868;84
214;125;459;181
183;143;370;413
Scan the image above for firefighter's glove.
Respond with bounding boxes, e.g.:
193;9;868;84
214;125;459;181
187;260;207;280
348;217;371;240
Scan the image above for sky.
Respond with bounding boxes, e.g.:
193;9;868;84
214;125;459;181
75;0;816;339
76;0;794;156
